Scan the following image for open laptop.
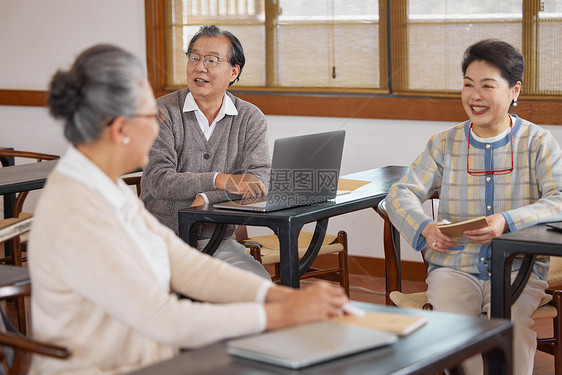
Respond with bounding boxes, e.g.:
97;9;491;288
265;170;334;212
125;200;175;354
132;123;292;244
213;130;345;212
226;321;397;369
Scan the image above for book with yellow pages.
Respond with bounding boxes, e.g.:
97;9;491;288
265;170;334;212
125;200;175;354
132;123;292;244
437;216;488;238
333;311;427;336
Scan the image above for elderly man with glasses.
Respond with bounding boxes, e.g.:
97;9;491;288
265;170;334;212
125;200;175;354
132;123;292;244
141;25;271;279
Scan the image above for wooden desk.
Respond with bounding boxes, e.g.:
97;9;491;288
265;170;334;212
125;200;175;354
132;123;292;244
178;166;408;288
0;264;30;299
125;302;513;375
0;159;57;196
491;224;562;319
0;149;16;219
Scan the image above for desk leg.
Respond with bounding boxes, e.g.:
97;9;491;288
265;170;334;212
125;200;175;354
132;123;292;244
483;325;513;375
491;241;512;319
277;224;303;288
178;219;226;256
299;219;328;276
510;254;536;303
201;224;226;256
178;217;198;248
1;154;15;258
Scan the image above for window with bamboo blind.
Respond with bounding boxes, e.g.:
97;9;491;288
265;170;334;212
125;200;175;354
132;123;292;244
142;0;562;125
163;0;384;92
401;0;562;97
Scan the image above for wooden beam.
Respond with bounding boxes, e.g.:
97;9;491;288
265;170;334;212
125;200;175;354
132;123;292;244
0;90;48;107
2;89;562;126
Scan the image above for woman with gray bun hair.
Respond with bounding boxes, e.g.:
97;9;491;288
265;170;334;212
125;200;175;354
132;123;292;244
48;44;146;145
29;44;347;375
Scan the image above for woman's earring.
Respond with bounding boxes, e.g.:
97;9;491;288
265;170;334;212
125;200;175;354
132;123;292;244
512;98;518;107
123;137;131;145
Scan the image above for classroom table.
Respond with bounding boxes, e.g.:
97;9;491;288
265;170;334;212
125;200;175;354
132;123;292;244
125;302;513;375
0;150;16;219
0;264;30;299
178;166;409;288
490;224;562;319
0;159;57;197
0;157;57;257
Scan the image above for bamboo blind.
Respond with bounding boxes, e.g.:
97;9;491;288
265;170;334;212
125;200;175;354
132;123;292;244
162;0;562;96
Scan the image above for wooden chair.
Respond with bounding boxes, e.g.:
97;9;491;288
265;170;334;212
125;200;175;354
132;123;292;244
0;217;33;336
0;283;70;375
236;226;350;296
122;175;142;197
376;196;562;374
0;150;60;267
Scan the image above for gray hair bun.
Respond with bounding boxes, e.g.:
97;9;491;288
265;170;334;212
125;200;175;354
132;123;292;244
48;70;84;121
46;44;146;145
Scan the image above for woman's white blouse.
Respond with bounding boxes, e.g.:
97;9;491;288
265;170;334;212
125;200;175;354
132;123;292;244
56;147;171;292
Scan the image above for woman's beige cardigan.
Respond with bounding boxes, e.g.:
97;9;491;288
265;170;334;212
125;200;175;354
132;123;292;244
28;171;269;375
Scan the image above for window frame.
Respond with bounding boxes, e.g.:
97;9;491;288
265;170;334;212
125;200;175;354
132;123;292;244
2;0;561;126
145;0;562;125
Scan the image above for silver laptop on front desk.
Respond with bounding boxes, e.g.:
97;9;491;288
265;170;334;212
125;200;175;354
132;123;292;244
213;130;346;212
227;320;398;369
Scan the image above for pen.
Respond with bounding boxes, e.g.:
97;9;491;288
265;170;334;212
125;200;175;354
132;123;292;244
341;303;367;317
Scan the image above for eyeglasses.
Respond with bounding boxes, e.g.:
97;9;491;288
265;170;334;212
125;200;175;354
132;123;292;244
132;112;164;122
185;52;228;68
466;118;514;176
105;110;165;127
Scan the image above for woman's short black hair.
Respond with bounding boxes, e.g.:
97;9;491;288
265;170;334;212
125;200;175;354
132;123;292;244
462;39;524;88
187;25;245;86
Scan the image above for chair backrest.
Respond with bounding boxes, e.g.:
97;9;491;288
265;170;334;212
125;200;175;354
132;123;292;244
375;192;438;305
547;255;562;288
0;217;33;267
0;217;32;245
0;283;70;375
0;150;60;217
123;175;142;197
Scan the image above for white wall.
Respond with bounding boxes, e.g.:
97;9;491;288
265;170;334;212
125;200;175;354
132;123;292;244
3;1;562;263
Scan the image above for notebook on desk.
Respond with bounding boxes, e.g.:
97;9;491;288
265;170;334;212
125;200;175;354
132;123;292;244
226;320;397;369
213;130;345;212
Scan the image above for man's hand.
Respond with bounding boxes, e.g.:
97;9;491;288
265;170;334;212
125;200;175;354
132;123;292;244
190;195;206;207
215;173;266;198
463;213;507;244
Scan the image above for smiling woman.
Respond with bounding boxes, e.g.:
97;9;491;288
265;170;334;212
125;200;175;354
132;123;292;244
385;39;562;375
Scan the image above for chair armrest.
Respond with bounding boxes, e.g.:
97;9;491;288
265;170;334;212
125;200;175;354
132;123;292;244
0;150;59;161
0;284;30;301
0;217;33;243
0;331;70;359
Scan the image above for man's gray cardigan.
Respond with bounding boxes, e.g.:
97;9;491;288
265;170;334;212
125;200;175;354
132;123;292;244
140;89;270;235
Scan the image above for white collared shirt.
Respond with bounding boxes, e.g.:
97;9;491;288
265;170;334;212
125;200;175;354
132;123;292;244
183;92;238;203
183;92;238;141
56;147;171;292
471;115;513;142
